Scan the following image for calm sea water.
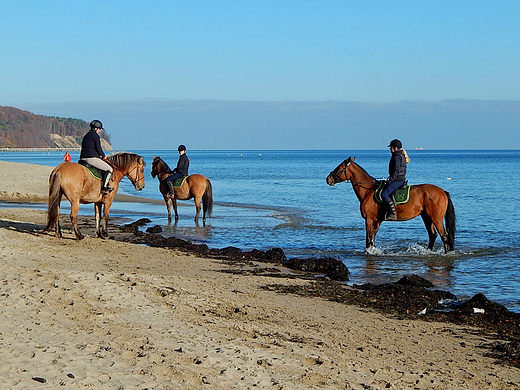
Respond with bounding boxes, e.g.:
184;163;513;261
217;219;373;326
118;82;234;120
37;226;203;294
2;149;520;312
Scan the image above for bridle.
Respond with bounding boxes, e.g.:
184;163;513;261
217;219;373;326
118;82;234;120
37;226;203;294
329;159;377;190
329;159;351;184
151;158;170;180
124;162;143;186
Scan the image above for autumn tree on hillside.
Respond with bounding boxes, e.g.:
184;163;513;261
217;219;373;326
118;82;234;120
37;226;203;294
0;106;111;148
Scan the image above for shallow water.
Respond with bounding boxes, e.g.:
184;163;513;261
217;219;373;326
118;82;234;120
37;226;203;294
2;149;520;312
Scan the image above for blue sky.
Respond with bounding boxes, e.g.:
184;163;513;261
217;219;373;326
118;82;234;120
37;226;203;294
1;1;519;149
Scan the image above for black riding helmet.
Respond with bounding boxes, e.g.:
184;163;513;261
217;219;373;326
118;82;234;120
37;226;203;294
90;120;104;130
388;139;402;149
178;144;186;151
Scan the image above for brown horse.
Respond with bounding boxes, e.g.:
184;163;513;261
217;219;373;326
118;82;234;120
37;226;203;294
326;157;456;253
151;156;213;223
44;152;146;239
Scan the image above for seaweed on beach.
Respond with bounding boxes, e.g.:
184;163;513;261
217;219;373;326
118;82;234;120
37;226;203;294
118;228;349;281
115;226;520;368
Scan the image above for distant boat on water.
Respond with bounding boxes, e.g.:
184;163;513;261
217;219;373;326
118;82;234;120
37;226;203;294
415;147;424;150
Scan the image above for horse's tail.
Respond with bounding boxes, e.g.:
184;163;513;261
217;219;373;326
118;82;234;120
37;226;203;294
444;191;456;251
203;178;213;218
44;170;62;232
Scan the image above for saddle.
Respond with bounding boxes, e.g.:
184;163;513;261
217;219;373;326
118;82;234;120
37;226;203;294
374;180;411;205
78;159;102;180
167;175;188;188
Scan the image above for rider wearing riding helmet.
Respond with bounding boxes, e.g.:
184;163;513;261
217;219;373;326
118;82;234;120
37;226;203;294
382;139;407;220
166;145;189;197
80;120;114;193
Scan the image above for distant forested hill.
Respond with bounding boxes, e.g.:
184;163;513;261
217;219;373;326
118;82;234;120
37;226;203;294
0;106;112;149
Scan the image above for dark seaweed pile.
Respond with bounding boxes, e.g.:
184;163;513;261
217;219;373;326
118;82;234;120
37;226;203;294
117;222;520;368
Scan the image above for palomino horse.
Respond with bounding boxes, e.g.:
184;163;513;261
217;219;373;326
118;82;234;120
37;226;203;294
326;157;456;253
151;156;213;223
44;152;145;239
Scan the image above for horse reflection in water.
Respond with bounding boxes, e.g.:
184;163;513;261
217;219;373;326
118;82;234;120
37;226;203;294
151;156;213;225
326;157;456;253
44;152;146;240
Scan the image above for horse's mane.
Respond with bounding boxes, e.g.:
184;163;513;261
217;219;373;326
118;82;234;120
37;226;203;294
351;161;376;182
107;152;145;169
153;156;172;173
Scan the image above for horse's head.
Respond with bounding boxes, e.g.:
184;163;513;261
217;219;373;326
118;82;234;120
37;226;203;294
151;156;170;179
326;157;355;186
108;152;146;191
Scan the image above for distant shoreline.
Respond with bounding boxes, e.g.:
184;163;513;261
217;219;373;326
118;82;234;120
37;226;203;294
0;147;81;152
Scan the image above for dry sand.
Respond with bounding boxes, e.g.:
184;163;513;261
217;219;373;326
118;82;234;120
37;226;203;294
1;160;520;389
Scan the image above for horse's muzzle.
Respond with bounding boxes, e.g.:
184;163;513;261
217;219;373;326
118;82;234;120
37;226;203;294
326;174;335;186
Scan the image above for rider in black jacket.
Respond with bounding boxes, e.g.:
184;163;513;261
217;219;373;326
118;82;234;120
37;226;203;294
80;120;113;193
382;139;407;220
166;145;190;197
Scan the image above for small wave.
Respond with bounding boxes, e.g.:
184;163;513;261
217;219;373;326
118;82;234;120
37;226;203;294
364;243;462;257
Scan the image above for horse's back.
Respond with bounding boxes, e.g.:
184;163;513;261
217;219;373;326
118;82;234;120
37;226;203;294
410;183;449;210
410;183;448;196
51;162;102;201
183;174;211;197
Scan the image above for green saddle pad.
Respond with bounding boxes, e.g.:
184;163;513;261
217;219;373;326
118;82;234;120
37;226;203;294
171;175;188;188
374;181;411;205
78;160;102;180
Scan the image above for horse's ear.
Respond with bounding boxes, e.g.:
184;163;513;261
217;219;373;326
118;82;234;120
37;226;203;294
153;155;156;159
352;157;356;162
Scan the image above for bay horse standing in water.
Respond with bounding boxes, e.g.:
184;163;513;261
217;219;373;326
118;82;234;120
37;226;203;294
44;152;145;239
151;156;213;223
326;157;456;253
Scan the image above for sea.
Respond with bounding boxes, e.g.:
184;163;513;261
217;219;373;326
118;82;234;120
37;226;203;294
1;149;520;313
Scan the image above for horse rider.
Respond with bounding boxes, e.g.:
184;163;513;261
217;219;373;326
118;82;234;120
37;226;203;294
165;144;189;197
80;120;114;193
382;139;408;220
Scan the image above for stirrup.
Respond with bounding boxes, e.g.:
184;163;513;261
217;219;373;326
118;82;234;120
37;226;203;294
385;212;398;221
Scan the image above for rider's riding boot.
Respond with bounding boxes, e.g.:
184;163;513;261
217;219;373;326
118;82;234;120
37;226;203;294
167;180;175;198
385;199;398;221
101;171;114;193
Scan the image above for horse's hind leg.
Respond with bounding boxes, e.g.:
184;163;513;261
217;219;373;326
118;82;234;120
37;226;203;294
55;217;62;238
70;201;84;240
194;198;202;222
54;206;62;238
172;198;179;220
420;213;438;250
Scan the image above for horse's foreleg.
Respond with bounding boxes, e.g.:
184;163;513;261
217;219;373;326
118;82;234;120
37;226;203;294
167;200;172;220
70;201;83;240
365;219;381;250
420;213;438;250
163;196;172;220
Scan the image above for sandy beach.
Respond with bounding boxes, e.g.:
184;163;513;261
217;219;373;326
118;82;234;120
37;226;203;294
1;161;520;389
